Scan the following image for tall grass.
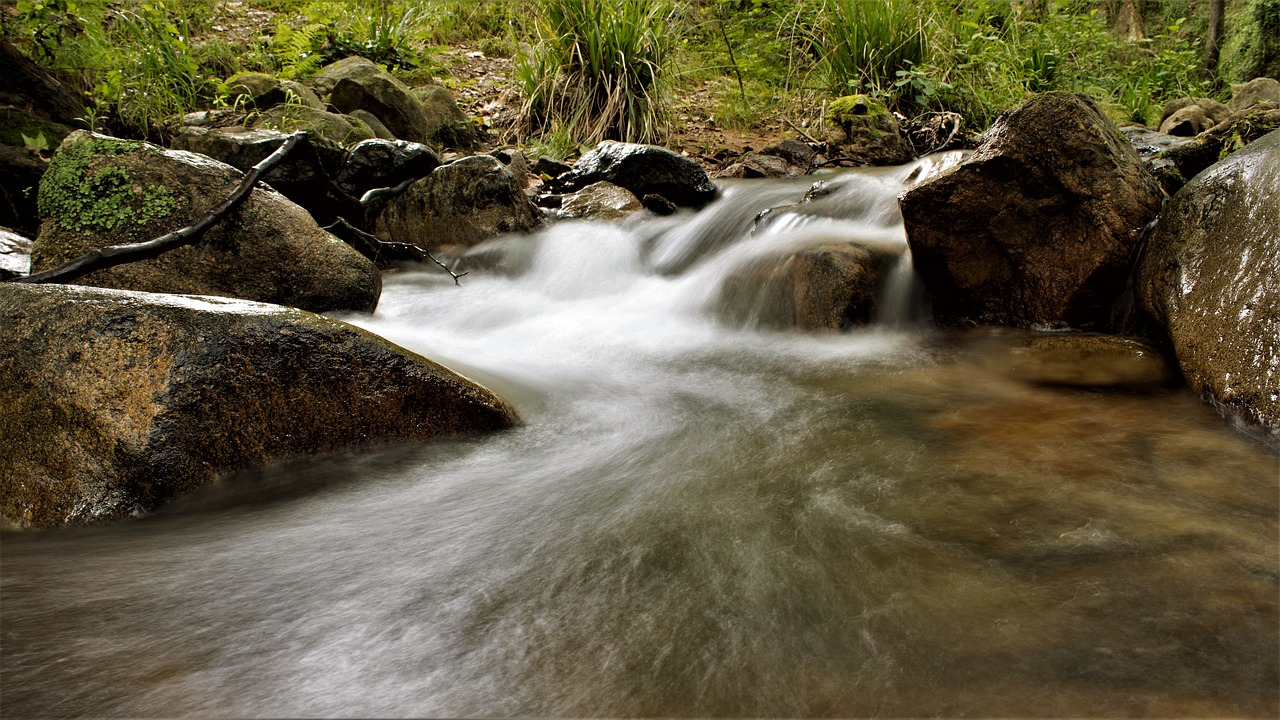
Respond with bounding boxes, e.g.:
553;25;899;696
814;0;928;97
516;0;677;146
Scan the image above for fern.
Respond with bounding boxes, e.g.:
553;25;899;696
272;21;330;80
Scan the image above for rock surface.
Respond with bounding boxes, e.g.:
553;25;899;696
1228;77;1280;112
559;181;643;221
0;226;32;279
715;239;900;331
1138;130;1280;439
825;94;912;166
252;104;375;146
0;283;518;530
558;141;718;208
713;139;816;179
1157;102;1280;182
900;92;1163;330
375;154;542;250
328;58;436;144
32;131;381;313
336;138;442;198
969;330;1175;389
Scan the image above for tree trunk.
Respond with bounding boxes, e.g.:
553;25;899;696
1206;0;1225;76
1113;0;1145;41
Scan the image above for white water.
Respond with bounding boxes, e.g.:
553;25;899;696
3;156;1277;718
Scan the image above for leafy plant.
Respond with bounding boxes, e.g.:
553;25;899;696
517;0;677;145
812;0;928;99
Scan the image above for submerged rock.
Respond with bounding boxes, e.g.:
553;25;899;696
0;283;518;530
716;239;901;331
1138;130;1280;439
32;131;381;313
559;141;718;208
375;154;542;250
900;92;1162;330
965;329;1175;389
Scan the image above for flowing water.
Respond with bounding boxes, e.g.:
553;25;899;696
3;156;1278;718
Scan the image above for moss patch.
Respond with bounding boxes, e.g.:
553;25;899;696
37;136;178;235
0;108;75;149
828;94;889;124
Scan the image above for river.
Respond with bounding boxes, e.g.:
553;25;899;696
2;156;1277;717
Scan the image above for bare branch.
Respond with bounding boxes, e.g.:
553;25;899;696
323;217;467;286
14;132;306;285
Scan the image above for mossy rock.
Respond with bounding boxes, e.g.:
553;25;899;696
32;131;382;314
0;106;75;150
0;283;519;530
825;94;910;165
252;104;375;146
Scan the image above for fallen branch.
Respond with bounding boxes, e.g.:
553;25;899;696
784;118;821;146
323;217;467;286
14;132;306;285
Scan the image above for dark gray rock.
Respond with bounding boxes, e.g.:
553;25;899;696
560;141;718;208
0;283;518;530
900;93;1163;330
713;140;816;179
336;138;442;198
1138;130;1280;439
33;131;381;314
375;154;542;251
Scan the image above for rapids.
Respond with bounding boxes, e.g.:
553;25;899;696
2;156;1277;717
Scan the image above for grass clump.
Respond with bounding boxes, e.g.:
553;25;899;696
516;0;677;145
811;0;928;98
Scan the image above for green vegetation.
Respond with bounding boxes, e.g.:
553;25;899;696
1;0;1267;149
37;135;177;234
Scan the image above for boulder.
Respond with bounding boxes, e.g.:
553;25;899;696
557;141;718;208
310;56;374;100
492;147;533;188
559;181;643;221
335;138;441;198
251;104;375;146
1228;77;1280;112
375;154;542;250
713;140;816;179
532;156;573;179
32;131;381;313
171;126;357;225
1138;130;1280;439
825;94;912;166
900;92;1163;330
1159;104;1211;136
0;226;32;279
226;72;279;102
325;57;435;144
1158;97;1232;130
1157;103;1280;182
414;85;486;148
350;108;395;139
714;239;900;331
0;283;518;530
1119;126;1192;157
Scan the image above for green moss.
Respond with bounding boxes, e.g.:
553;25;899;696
0;108;75;150
37;137;178;235
828;94;889;124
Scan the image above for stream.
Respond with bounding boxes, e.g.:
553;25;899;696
2;156;1277;717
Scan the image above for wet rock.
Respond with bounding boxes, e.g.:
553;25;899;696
32;131;381;314
335;138;441;198
558;141;717;208
559;181;643;221
1228;77;1280;112
0;226;32;279
1138;130;1280;439
251;104;375;146
1119;126;1191;157
900;92;1163;330
375;154;542;249
716;239;900;331
169;126;355;226
968;330;1175;389
825;94;912;166
328;58;436;144
0;283;518;530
